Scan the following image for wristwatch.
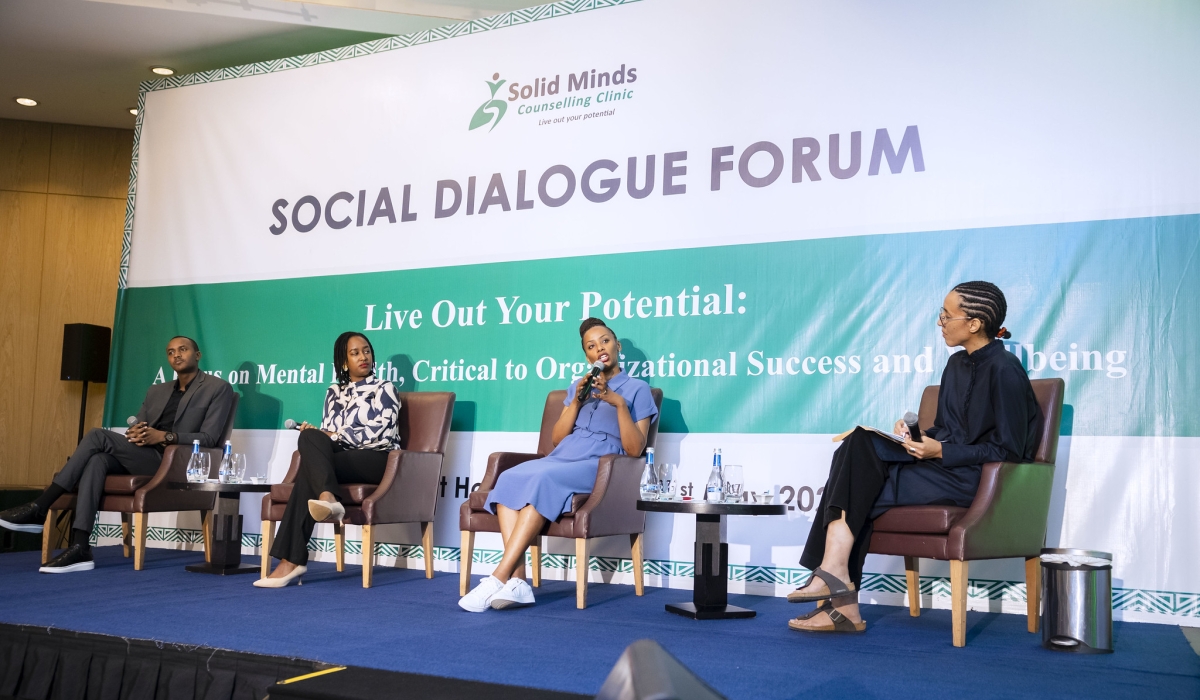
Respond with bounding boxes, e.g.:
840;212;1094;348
164;431;177;445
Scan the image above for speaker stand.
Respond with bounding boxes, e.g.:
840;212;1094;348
76;380;89;445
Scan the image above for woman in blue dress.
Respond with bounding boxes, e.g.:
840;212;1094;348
459;317;659;612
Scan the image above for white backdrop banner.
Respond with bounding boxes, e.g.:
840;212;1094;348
102;0;1200;625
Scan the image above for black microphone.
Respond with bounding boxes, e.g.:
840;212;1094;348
903;411;923;442
577;360;606;401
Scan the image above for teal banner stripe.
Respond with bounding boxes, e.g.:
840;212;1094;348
107;215;1199;437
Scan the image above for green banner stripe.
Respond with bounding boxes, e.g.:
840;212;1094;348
106;214;1199;437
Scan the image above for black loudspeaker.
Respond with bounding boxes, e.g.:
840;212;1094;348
61;323;111;444
595;640;726;700
61;323;111;383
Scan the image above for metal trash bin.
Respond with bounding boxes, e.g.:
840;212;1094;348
1040;548;1113;654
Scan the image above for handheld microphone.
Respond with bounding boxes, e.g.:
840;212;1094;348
127;416;137;427
284;419;298;430
903;411;923;442
577;360;606;400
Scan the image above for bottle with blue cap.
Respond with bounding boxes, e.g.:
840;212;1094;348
639;447;657;500
187;439;201;482
218;440;232;484
705;448;723;502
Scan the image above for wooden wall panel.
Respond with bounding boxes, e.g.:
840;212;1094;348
27;195;126;484
0;119;131;487
0;119;52;194
47;124;133;199
0;192;48;487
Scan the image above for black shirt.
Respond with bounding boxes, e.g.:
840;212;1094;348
924;340;1042;468
154;380;186;435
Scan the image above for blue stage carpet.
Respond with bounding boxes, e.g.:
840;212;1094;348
1;548;1196;699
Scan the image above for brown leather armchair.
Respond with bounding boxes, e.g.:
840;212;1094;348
260;391;455;587
459;388;663;609
869;378;1065;647
42;395;239;570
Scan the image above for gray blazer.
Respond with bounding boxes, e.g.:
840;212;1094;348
135;372;236;448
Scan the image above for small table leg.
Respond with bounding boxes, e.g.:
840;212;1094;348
186;492;258;575
666;513;755;620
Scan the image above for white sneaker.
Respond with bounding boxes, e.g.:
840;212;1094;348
459;575;505;612
490;577;536;610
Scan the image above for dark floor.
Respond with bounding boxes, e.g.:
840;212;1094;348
1;547;1197;699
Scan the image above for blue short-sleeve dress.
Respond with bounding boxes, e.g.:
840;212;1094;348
485;371;659;521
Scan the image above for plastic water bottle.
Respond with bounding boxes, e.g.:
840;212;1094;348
218;440;232;484
705;449;723;502
640;447;657;500
187;440;201;482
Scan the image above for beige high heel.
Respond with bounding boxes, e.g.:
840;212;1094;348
253;565;306;588
308;499;345;523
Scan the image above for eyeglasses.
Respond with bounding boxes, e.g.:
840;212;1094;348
937;309;972;326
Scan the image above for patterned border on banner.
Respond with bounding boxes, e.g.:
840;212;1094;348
116;0;640;289
94;525;1199;618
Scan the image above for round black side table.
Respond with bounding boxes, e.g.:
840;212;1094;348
169;481;271;574
638;499;786;619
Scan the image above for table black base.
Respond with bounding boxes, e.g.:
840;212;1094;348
665;602;756;620
185;562;260;575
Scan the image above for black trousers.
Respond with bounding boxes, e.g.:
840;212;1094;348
269;430;388;565
52;428;162;531
800;428;978;586
799;429;889;586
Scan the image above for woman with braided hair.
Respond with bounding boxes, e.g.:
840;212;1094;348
787;281;1042;633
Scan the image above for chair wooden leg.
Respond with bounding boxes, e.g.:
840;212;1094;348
260;520;274;577
121;514;132;558
529;539;541;588
1026;556;1041;633
201;510;212;563
951;559;968;647
904;556;921;617
41;510;55;564
133;513;148;571
334;523;345;572
362;524;374;588
120;513;132;559
630;533;645;596
575;538;589;609
421;522;434;579
459;530;474;596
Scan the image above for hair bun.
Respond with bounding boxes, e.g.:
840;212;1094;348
997;327;1012;340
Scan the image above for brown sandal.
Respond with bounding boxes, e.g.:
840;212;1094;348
792;600;830;621
788;607;867;634
787;568;857;603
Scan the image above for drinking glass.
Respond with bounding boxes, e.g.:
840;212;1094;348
248;459;267;485
197;453;212;481
723;464;744;503
231;454;247;484
656;462;676;500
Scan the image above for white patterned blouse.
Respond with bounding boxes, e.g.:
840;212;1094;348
319;376;401;451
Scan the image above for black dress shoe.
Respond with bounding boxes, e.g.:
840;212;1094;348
0;503;44;533
39;544;94;573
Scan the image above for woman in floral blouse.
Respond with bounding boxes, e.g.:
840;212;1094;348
256;331;400;587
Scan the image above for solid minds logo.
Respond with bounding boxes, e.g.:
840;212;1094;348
469;63;637;132
469;73;508;132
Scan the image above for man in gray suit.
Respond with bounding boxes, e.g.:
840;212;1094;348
0;336;235;573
